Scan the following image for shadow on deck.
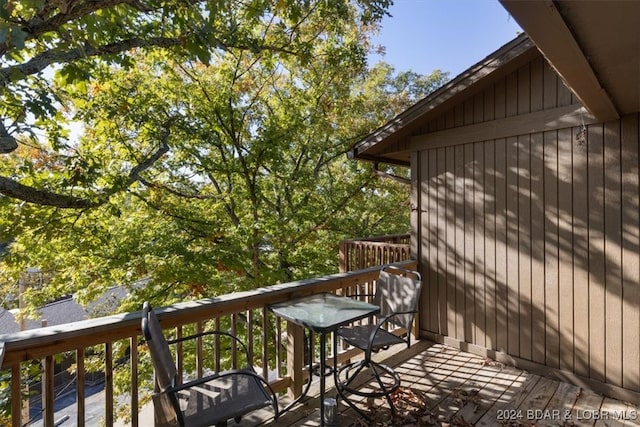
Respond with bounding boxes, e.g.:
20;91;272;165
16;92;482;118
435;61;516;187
244;341;640;426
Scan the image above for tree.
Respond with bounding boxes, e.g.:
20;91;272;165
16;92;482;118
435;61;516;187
0;3;449;420
0;0;391;207
0;0;449;307
1;54;447;312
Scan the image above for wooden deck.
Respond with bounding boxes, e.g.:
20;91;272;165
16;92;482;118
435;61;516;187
246;341;640;426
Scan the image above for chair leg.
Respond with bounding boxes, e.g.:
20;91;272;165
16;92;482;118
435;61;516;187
337;388;374;422
336;360;374;422
343;361;366;388
336;359;401;421
371;363;397;418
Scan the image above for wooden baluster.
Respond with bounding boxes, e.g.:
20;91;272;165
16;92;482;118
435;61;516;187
77;348;85;427
176;326;183;385
42;354;54;426
350;243;355;270
231;313;237;369
214;318;221;373
105;342;114;427
261;308;268;380
247;310;255;366
368;276;375;304
196;321;203;378
11;362;21;427
130;336;138;427
276;316;282;378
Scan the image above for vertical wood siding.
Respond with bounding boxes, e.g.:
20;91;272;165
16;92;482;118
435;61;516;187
417;58;640;395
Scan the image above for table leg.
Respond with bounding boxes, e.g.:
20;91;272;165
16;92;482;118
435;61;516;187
332;330;339;387
332;330;340;422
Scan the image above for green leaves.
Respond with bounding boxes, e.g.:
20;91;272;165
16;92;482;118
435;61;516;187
55;64;91;86
0;1;443;332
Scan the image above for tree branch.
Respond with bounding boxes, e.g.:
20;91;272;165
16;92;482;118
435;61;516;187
0;0;162;58
0;36;185;86
0;176;96;208
0;119;174;208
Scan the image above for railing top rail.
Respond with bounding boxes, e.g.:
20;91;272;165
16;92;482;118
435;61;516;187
340;234;410;244
342;241;410;248
0;260;417;367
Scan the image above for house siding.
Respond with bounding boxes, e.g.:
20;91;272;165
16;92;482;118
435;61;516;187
414;56;640;400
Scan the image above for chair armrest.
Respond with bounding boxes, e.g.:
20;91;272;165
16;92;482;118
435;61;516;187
364;310;417;358
167;330;246;350
166;330;252;369
169;368;267;394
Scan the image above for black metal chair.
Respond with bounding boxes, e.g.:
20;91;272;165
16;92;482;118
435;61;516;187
141;302;279;427
335;265;422;420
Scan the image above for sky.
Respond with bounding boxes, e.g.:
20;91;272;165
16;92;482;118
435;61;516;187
370;0;522;78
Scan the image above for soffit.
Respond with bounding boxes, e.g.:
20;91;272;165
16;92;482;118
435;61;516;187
501;0;640;120
556;1;640;115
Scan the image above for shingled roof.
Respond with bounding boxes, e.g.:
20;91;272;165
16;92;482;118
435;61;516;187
0;285;130;333
0;309;19;334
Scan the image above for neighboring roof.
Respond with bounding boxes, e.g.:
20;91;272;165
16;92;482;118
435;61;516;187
349;33;538;165
4;297;86;331
500;0;640;122
0;285;131;333
24;297;87;329
85;285;129;318
0;309;19;334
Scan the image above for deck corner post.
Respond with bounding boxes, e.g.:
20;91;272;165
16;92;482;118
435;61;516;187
286;321;304;399
339;241;347;273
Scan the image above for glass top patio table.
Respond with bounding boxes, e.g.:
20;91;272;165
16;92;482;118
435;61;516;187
268;292;380;333
268;292;379;426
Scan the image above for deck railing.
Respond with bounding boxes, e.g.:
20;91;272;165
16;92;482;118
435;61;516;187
0;260;416;427
339;234;411;272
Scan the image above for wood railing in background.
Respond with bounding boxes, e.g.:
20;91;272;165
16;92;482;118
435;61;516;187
0;260;416;427
339;234;411;272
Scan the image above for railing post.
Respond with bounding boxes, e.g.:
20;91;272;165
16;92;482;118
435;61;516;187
339;240;347;272
286;321;304;399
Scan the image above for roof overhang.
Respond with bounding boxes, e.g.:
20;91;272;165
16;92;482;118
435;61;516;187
349;34;538;165
500;0;640;122
351;1;640;166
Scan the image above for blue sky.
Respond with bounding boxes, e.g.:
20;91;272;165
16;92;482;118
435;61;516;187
370;0;522;78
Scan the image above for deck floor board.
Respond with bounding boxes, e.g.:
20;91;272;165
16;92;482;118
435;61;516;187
256;342;640;426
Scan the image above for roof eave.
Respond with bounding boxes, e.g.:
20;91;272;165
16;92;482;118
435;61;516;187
499;0;620;122
350;33;536;163
347;149;409;167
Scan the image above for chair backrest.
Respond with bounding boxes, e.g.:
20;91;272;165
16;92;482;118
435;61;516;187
142;302;183;425
141;302;178;392
373;266;423;331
